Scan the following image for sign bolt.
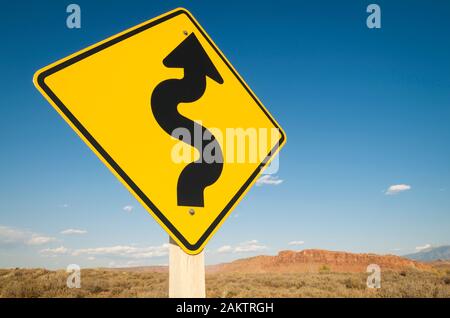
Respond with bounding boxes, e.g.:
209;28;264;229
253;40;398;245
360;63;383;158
183;30;188;36
189;208;195;216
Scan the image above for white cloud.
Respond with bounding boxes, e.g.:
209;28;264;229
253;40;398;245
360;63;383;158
59;203;70;208
217;245;233;253
235;240;267;253
72;244;169;259
0;225;56;246
217;240;267;254
0;225;29;245
39;246;69;257
288;240;305;246
256;175;283;186
123;205;134;213
60;229;87;235
108;260;156;268
27;235;57;245
385;184;411;195
415;244;431;251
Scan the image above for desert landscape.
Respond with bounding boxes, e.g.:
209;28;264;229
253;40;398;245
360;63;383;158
1;249;449;298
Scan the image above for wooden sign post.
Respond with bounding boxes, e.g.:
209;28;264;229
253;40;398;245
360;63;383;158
169;237;205;298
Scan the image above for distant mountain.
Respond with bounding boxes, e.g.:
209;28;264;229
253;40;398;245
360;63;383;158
104;249;436;274
208;249;432;273
404;245;450;261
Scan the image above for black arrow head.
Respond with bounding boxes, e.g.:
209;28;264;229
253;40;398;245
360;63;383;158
163;33;224;84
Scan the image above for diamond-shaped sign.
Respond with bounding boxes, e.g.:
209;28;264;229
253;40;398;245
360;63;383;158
34;8;286;254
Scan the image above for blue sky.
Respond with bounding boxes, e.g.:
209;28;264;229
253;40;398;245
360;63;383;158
1;0;449;269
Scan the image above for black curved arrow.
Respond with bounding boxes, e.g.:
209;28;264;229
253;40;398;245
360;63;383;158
151;33;224;207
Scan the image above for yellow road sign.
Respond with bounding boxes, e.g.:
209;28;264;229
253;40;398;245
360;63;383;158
33;8;286;254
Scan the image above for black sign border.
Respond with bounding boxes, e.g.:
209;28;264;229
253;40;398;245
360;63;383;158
36;8;286;253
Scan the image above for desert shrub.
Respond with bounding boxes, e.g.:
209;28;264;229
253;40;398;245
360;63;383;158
2;281;40;298
344;277;365;290
443;276;450;285
1;268;449;298
319;265;330;273
87;284;104;294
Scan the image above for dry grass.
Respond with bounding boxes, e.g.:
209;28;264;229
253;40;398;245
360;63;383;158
0;268;449;298
0;269;168;298
206;271;450;297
